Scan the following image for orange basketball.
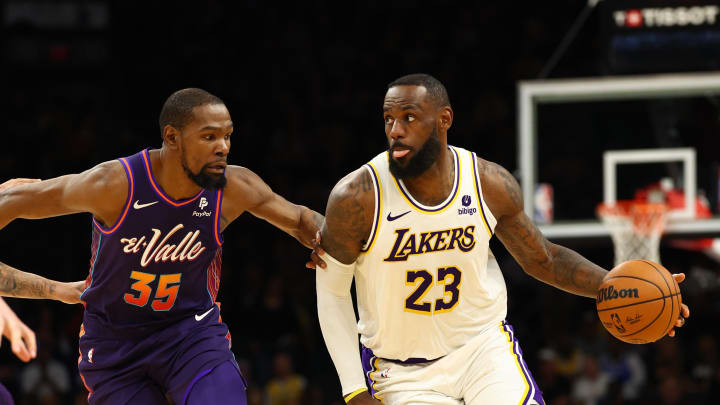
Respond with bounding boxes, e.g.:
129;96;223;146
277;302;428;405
596;260;682;344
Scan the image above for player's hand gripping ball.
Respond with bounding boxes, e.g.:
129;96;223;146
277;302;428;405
596;260;682;344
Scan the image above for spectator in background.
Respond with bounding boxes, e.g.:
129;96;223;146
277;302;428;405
651;338;684;382
19;339;71;405
265;352;306;405
572;354;611;405
688;334;717;402
651;375;693;405
246;386;265;405
535;348;572;404
18;306;72;405
553;334;586;378
598;339;647;402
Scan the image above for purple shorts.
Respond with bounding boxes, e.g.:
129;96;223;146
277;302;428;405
78;305;246;404
0;383;14;405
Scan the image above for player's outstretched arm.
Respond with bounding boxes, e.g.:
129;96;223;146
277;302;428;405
480;157;690;335
0;161;128;231
0;178;42;193
221;166;323;248
0;166;125;304
317;168;380;404
0;261;85;304
479;158;609;298
0;297;36;362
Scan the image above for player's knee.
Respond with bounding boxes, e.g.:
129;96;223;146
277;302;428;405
185;361;247;404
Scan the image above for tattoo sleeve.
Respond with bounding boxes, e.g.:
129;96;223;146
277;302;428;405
0;261;57;300
483;159;608;298
321;169;375;264
496;213;607;298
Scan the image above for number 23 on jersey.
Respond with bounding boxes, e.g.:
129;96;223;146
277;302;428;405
405;266;461;315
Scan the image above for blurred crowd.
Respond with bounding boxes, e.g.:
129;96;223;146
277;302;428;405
1;1;720;404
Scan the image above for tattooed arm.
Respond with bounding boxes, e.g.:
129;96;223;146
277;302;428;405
0;176;97;305
317;168;380;405
478;158;607;298
0;261;85;304
321;167;375;263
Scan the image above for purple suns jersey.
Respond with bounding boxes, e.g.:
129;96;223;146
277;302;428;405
80;149;224;336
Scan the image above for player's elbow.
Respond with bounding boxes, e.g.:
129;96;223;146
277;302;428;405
520;240;557;281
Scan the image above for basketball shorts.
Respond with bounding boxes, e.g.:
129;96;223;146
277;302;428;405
0;382;14;405
78;304;247;404
361;321;545;405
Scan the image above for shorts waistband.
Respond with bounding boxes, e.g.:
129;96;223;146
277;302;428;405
383;356;442;365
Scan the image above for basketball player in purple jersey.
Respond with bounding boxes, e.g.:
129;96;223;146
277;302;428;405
0;89;324;404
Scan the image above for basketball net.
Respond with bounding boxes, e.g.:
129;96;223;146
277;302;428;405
597;201;668;266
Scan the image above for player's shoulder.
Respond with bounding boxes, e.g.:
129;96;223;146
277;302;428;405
329;166;374;206
60;159;130;217
223;165;263;191
224;164;253;181
80;159;129;193
220;165;275;213
322;166;376;261
474;156;522;218
474;156;513;184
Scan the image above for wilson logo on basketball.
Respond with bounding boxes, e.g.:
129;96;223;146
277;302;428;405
120;224;206;267
597;285;639;303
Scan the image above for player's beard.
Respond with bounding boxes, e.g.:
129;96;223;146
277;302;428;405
181;149;227;190
388;126;442;180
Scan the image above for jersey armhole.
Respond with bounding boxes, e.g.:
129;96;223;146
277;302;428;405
471;151;496;238
93;157;134;235
213;189;224;247
360;163;382;253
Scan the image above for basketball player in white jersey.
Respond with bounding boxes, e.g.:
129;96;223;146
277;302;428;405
315;74;690;405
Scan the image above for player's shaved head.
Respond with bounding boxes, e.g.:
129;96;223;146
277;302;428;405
158;88;224;136
387;73;451;109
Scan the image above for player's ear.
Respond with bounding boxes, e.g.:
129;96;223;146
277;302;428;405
162;125;181;150
439;106;453;133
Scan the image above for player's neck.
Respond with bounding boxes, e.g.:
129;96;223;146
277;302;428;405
151;149;204;200
400;147;455;206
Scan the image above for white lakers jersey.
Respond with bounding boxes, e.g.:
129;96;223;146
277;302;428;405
355;145;507;361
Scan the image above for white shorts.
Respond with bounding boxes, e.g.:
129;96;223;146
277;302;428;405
360;321;544;405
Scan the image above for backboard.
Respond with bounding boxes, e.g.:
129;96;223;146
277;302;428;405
517;71;720;240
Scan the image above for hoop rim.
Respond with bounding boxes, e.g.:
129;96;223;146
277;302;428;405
597;200;669;235
597;200;669;216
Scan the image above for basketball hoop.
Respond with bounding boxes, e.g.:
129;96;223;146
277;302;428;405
597;201;669;266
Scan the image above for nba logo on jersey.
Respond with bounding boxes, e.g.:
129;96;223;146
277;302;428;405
199;197;208;210
88;348;95;364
